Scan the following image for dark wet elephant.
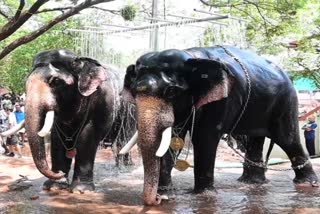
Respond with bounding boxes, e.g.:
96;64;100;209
121;45;318;205
25;49;136;192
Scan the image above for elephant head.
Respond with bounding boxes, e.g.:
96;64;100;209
121;49;234;205
25;49;108;179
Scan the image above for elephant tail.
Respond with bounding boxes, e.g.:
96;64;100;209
265;140;275;165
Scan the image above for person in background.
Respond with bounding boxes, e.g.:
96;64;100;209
0;105;9;154
19;100;25;112
14;104;26;146
5;104;22;158
1;94;12;109
302;115;317;156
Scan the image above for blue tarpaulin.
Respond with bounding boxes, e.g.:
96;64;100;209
293;78;318;91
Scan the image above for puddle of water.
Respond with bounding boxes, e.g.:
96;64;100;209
1;149;320;214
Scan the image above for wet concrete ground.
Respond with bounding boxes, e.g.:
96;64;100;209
0;143;319;214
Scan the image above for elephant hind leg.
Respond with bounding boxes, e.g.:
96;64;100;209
270;115;318;185
238;136;268;184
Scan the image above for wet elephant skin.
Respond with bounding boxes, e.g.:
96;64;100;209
25;49;136;193
123;45;318;205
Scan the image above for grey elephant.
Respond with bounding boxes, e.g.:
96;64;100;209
120;45;318;205
20;49;136;192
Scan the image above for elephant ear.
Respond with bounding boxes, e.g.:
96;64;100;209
185;58;233;109
73;57;108;96
121;64;136;103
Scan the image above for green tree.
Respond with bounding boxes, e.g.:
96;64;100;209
200;0;320;86
0;19;79;94
281;1;320;88
0;0;115;60
0;0;117;93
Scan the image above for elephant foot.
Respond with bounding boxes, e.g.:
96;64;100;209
238;162;268;184
124;159;134;166
43;177;69;190
159;174;172;190
194;176;214;193
238;174;268;184
115;154;134;168
193;186;215;194
293;166;318;187
70;180;95;193
158;183;175;194
291;157;319;187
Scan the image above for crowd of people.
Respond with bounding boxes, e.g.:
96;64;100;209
0;94;25;158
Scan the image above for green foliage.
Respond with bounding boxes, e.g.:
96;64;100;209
0;19;79;94
202;0;320;87
120;5;137;21
281;1;320;87
203;27;215;47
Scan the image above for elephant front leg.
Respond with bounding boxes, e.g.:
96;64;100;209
158;150;175;193
238;136;268;184
193;128;220;193
43;138;72;190
70;141;98;193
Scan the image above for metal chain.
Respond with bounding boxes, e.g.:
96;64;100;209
55;96;93;151
169;106;196;164
172;107;194;137
218;46;251;138
219;46;310;171
226;143;311;171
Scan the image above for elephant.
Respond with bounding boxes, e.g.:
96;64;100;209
120;45;318;205
21;49;136;192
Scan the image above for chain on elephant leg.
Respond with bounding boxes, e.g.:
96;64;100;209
238;161;268;184
291;156;318;186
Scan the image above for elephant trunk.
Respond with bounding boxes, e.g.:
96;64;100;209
25;73;64;179
136;96;174;205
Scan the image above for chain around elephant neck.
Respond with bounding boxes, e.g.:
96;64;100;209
219;46;251;141
172;106;195;138
170;106;196;164
54;96;93;151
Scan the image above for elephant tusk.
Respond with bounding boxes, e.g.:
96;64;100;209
0;120;25;137
156;127;172;157
119;131;138;155
38;111;54;137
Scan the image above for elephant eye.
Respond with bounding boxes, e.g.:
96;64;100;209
164;86;179;99
48;77;64;88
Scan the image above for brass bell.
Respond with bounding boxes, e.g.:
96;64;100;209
174;159;193;171
170;137;185;151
